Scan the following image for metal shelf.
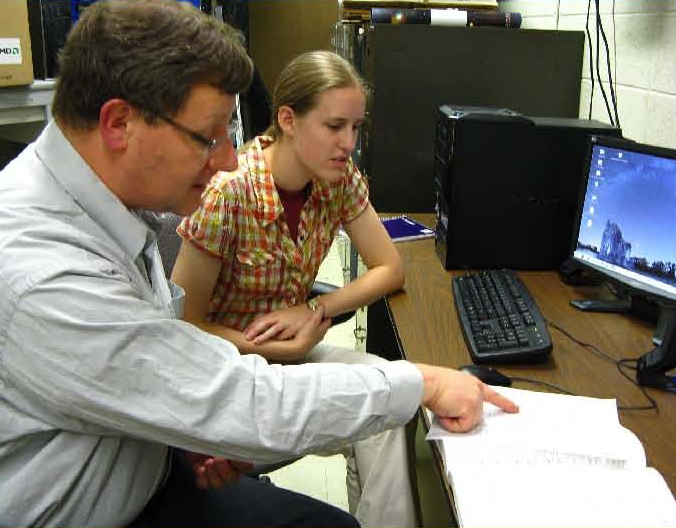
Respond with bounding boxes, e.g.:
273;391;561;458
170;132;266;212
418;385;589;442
0;79;55;126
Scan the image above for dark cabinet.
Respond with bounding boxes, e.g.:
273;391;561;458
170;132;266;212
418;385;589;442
335;23;584;213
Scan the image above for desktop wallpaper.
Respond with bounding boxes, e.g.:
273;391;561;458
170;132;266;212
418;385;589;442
576;145;676;288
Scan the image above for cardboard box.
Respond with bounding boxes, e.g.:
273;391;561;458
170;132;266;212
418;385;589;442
0;0;34;87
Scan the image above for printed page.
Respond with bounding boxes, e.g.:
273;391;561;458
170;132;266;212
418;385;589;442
449;465;676;528
427;386;646;468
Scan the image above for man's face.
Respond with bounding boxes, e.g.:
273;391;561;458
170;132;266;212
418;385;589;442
287;86;365;184
126;84;238;216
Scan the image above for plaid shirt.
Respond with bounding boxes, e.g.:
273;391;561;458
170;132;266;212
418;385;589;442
178;136;369;331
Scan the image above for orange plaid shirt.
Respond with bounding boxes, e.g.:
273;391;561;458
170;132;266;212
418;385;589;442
178;136;369;331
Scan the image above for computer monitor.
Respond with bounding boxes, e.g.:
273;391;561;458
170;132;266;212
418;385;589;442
570;135;676;341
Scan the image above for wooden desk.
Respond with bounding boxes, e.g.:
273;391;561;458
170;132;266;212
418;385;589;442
371;214;676;521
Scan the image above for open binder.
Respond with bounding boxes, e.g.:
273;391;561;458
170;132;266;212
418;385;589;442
426;387;676;527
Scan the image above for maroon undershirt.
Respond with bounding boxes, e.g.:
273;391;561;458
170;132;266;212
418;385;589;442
277;184;310;242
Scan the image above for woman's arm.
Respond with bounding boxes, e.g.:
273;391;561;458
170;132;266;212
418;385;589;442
242;204;403;342
311;203;404;318
170;240;329;360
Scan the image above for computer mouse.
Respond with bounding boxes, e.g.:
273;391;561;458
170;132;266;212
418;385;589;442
459;365;512;387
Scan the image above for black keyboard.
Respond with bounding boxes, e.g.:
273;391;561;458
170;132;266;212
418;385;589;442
452;270;552;363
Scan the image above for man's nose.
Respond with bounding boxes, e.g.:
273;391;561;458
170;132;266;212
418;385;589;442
207;140;238;173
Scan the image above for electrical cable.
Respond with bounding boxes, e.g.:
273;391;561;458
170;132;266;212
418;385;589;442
612;0;619;124
616;358;659;411
545;318;658;412
585;0;595;119
547;318;618;364
596;0;621;128
593;0;615;126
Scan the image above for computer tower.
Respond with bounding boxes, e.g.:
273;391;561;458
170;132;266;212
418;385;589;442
334;23;585;213
434;105;621;270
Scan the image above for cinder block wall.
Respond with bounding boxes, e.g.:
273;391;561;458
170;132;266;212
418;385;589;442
499;0;675;148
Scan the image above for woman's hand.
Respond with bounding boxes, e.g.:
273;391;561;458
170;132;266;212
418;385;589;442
243;304;317;344
253;306;331;361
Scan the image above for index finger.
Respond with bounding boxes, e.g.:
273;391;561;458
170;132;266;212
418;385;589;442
231;460;254;472
211;459;241;483
204;464;228;489
243;317;275;340
252;323;287;345
481;384;519;413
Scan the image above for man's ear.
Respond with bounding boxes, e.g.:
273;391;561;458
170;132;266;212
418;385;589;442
277;105;295;136
99;99;135;150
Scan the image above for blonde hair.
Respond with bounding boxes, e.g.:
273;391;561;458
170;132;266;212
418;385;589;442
266;50;368;140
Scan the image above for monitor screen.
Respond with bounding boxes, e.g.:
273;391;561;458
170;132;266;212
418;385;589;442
572;136;676;301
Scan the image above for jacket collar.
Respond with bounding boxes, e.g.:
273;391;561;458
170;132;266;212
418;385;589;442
35;121;153;263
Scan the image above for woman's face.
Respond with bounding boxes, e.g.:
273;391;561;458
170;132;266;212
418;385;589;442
285;85;366;183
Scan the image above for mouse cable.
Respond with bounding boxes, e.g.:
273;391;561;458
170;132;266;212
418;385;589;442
509;376;576;396
545;318;658;412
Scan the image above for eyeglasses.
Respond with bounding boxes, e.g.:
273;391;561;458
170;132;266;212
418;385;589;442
157;113;238;157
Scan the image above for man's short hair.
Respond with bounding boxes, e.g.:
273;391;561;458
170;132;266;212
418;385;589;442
52;0;253;129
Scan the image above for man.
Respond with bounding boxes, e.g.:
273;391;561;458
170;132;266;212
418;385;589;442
0;1;517;526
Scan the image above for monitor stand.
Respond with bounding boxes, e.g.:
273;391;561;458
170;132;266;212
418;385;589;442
569;298;631;313
570;284;675;345
637;306;676;393
653;302;675;346
569;282;632;313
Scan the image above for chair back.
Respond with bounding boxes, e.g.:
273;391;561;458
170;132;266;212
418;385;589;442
155;213;184;277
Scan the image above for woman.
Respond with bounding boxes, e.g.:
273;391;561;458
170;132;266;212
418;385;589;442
172;51;414;527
